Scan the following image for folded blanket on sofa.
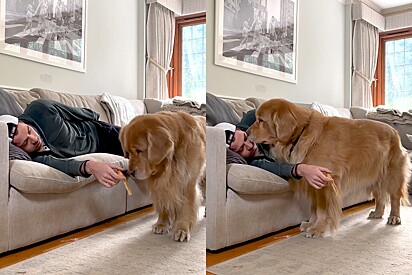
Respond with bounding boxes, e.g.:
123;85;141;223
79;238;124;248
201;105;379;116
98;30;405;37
366;107;412;125
100;93;136;126
160;98;206;116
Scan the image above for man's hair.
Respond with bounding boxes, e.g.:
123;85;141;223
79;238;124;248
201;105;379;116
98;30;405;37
214;122;236;148
224;130;235;147
0;115;18;142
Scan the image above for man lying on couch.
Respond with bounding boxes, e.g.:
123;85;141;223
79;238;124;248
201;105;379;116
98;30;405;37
216;109;333;190
0;99;125;188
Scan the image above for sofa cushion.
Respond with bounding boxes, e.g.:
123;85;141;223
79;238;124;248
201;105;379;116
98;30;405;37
8;90;41;109
0;88;24;116
227;164;291;195
9;153;128;194
350;106;368;120
245;97;266;109
30;88;110;123
206;92;240;126
144;98;164;114
222;98;255;118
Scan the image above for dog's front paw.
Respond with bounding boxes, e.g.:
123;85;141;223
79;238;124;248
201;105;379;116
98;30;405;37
304;227;324;238
368;210;383;219
173;229;190;242
152;223;170;235
300;221;312;232
387;216;401;225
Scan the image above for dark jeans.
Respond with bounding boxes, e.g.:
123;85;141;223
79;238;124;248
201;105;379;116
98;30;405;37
93;121;124;156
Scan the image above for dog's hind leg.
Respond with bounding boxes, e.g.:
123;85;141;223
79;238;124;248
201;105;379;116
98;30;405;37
386;168;409;225
388;193;402;225
386;148;410;225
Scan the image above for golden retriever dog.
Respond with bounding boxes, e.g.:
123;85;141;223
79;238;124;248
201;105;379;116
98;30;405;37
119;111;206;242
248;99;410;238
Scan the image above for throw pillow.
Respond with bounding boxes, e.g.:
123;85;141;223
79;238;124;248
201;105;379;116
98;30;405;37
9;143;32;161
0;88;24;116
206;92;240;126
310;102;342;117
226;148;247;165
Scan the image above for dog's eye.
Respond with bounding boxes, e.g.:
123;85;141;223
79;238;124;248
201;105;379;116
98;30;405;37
136;149;142;154
258;119;263;123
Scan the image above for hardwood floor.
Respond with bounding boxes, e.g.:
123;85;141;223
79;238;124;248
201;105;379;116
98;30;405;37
206;200;375;274
0;206;154;269
0;200;375;272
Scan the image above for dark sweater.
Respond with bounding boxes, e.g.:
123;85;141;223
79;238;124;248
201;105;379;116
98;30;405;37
236;109;298;180
19;99;101;177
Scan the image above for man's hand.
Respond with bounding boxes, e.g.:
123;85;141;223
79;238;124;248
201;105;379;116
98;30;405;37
297;164;333;189
85;160;125;188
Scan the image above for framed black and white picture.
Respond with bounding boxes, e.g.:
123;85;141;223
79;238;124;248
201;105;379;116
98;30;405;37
0;0;86;72
215;0;298;83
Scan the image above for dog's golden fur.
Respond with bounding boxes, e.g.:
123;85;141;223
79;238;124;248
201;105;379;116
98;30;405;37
248;99;410;238
119;111;206;242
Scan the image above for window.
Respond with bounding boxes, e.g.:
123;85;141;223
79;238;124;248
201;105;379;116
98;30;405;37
373;28;412;110
168;13;206;103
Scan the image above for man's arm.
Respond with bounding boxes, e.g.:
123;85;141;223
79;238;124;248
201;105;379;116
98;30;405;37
250;158;333;189
32;155;84;177
33;156;125;188
249;158;298;180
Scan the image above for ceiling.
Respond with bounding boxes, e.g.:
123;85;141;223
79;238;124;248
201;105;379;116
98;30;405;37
369;0;412;10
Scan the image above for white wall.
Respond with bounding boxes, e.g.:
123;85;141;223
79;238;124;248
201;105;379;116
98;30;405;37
0;0;146;100
207;0;351;107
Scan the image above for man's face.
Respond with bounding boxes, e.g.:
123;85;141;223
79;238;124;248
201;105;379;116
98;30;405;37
229;129;257;158
12;122;42;153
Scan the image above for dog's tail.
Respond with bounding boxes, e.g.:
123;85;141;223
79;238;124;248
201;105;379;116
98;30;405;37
400;150;411;207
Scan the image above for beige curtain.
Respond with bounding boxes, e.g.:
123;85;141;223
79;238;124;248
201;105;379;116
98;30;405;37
145;3;175;99
351;19;379;108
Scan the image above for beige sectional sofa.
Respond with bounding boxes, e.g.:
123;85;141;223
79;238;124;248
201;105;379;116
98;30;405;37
0;87;167;255
206;95;412;251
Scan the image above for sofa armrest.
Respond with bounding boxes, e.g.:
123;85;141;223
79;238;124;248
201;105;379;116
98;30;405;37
206;126;229;250
0;122;9;253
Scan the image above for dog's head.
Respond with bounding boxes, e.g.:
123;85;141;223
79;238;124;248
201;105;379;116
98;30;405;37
119;115;174;180
248;99;310;144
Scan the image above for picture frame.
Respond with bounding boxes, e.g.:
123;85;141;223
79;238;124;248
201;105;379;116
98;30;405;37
0;0;86;72
215;0;298;83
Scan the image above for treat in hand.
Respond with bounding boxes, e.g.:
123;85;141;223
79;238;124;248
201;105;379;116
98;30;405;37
323;172;339;195
117;170;132;195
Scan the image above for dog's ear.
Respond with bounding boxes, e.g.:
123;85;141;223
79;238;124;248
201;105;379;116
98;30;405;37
119;127;129;158
147;128;174;165
273;107;297;142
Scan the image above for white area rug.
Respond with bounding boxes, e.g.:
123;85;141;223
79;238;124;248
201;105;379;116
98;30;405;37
1;208;205;275
208;206;412;275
